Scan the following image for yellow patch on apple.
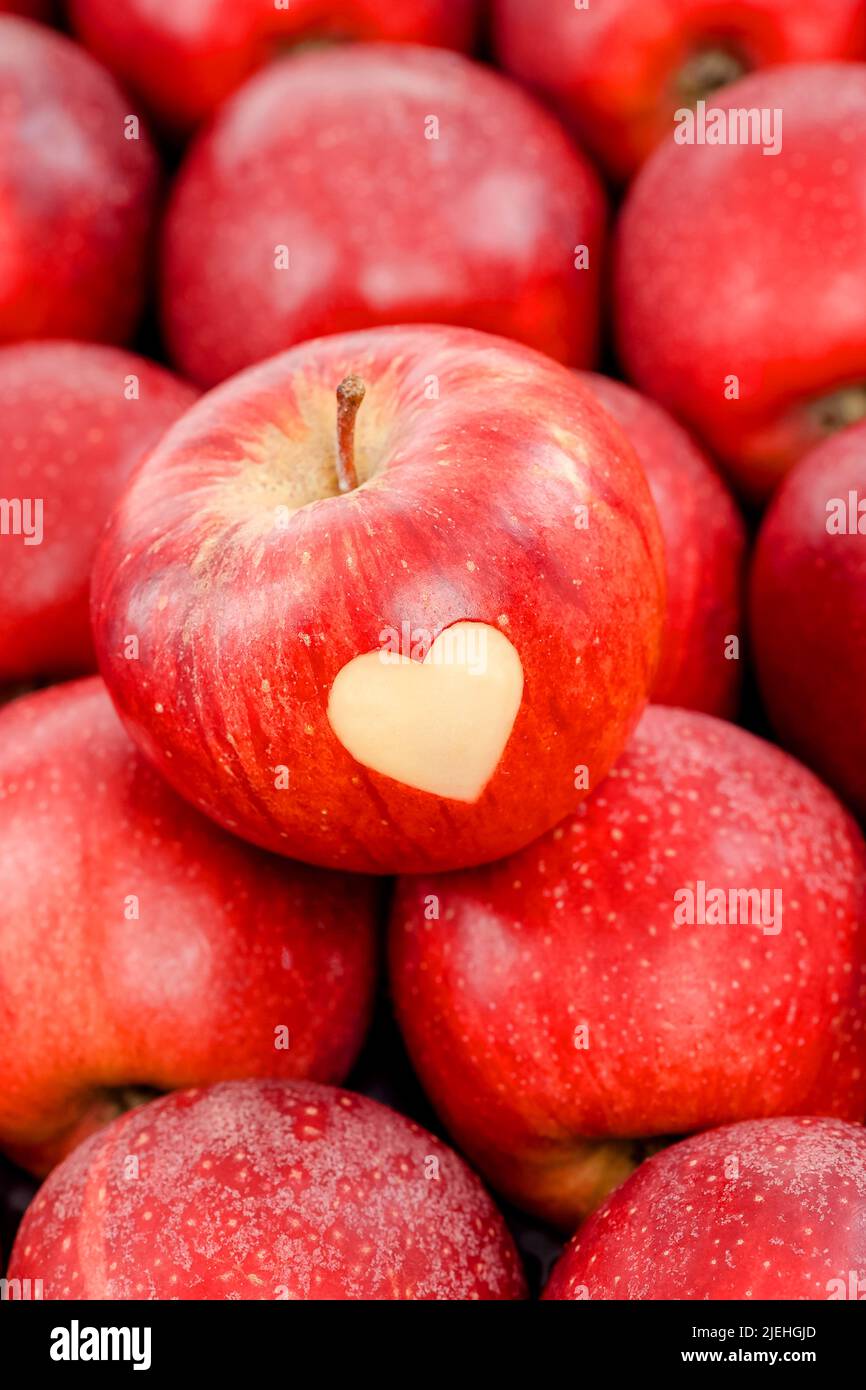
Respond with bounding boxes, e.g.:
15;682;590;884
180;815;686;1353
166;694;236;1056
327;622;524;802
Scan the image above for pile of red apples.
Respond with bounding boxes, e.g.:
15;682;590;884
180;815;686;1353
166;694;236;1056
1;0;866;1304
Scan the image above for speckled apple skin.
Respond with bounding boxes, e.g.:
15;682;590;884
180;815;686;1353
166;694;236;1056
543;1117;866;1301
161;46;606;388
493;0;866;183
577;374;745;719
0;342;197;683
0;18;159;346
9;1079;527;1300
390;706;866;1228
0;681;379;1176
91;325;665;875
751;421;866;820
616;63;866;502
71;0;478;135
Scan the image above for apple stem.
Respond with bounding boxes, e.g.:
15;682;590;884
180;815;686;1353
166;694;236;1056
676;48;746;102
116;1084;160;1112
336;375;366;494
811;383;866;434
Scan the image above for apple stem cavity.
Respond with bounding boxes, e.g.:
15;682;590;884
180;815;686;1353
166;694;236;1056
336;374;367;494
111;1084;162;1119
676;48;747;103
811;383;866;435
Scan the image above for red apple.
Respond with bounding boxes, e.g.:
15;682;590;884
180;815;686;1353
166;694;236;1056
9;1079;526;1299
750;420;866;820
0;341;197;683
390;705;866;1229
0;679;378;1177
91;324;665;875
544;1116;866;1300
0;18;159;346
160;45;606;388
70;0;479;136
615;63;866;503
493;0;866;183
576;373;745;718
0;1;52;16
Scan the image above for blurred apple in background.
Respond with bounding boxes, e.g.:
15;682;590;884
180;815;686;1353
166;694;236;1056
544;1117;866;1300
0;17;159;346
161;44;606;388
751;420;866;819
493;0;866;183
0;680;379;1175
577;373;745;718
10;1079;527;1299
92;325;665;874
615;63;866;503
0;0;53;17
70;0;479;136
391;705;866;1228
0;342;196;683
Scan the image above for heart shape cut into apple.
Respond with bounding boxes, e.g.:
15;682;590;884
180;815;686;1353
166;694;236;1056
327;621;524;803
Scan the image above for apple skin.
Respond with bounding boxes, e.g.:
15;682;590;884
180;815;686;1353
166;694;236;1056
0;1;52;16
543;1117;866;1300
161;45;606;389
0;342;197;684
9;1079;527;1299
750;421;866;820
389;705;866;1230
70;0;478;136
493;0;866;184
576;373;745;718
91;324;665;875
0;18;159;347
0;680;379;1177
615;63;866;504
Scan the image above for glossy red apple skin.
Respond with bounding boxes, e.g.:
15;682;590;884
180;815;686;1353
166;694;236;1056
616;63;866;504
0;681;379;1177
390;705;866;1229
750;421;866;819
544;1117;866;1300
0;18;159;346
91;324;665;875
70;0;478;136
9;1079;526;1300
494;0;866;184
577;373;745;718
0;342;197;683
161;46;606;388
